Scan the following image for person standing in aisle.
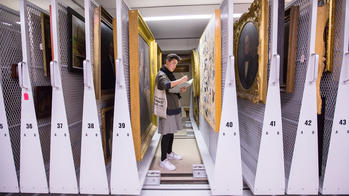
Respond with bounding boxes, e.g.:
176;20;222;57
155;53;187;171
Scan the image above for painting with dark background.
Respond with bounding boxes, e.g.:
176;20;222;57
67;7;85;72
102;107;113;164
138;35;151;138
100;21;115;91
236;22;259;90
40;12;52;77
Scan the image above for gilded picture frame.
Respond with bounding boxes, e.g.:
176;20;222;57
93;6;116;100
191;49;200;125
316;0;335;114
320;0;335;72
129;10;158;161
282;6;299;93
157;45;162;70
101;106;114;164
198;9;221;132
233;0;269;103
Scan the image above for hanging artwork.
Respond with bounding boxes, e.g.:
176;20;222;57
94;6;116;100
191;50;200;126
198;9;221;132
233;0;269;103
281;6;299;93
101;106;114;164
67;7;85;72
316;0;335;114
40;12;52;77
33;86;52;119
129;10;158;161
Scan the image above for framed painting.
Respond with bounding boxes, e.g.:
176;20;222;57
94;6;116;100
33;86;52;119
67;7;85;72
317;0;335;72
281;6;299;93
101;106;114;164
40;12;52;77
157;45;162;70
316;0;335;114
129;10;158;161
233;0;269;103
198;9;221;132
191;50;200;126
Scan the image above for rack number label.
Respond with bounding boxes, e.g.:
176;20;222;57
88;123;94;129
339;119;346;125
118;123;126;128
226;122;233;127
0;123;3;129
270;121;276;127
305;120;312;126
26;123;32;129
57;123;63;129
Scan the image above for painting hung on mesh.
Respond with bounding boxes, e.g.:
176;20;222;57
198;9;221;132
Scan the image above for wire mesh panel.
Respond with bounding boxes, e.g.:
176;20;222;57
281;0;312;180
0;4;23;177
56;2;84;169
319;0;344;182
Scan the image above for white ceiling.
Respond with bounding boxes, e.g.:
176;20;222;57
1;0;292;51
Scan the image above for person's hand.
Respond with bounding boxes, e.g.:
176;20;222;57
180;87;187;93
181;75;188;83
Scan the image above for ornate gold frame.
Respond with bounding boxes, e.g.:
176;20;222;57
191;49;200;125
129;10;158;161
324;0;335;72
233;0;269;103
283;6;299;93
93;6;116;100
101;106;114;164
157;45;162;70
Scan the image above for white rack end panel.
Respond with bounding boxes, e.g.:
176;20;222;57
321;0;349;194
213;57;243;196
253;0;285;194
110;59;141;195
18;62;48;193
254;54;285;195
79;0;109;194
287;0;319;194
212;0;242;194
0;83;19;193
48;61;78;194
19;0;48;193
48;0;78;193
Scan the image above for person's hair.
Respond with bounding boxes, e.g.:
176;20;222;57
166;53;181;62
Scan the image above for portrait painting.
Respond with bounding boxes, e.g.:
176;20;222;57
198;9;221;132
67;7;85;72
33;86;52;119
94;6;116;100
129;10;157;161
102;107;114;164
281;6;299;93
234;0;269;103
40;12;52;77
236;22;259;90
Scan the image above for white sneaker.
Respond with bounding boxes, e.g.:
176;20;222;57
160;159;176;171
167;152;183;160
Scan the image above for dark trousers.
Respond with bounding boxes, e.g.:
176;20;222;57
161;133;174;161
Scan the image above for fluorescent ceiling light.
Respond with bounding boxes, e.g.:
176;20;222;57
144;15;212;21
144;13;242;21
